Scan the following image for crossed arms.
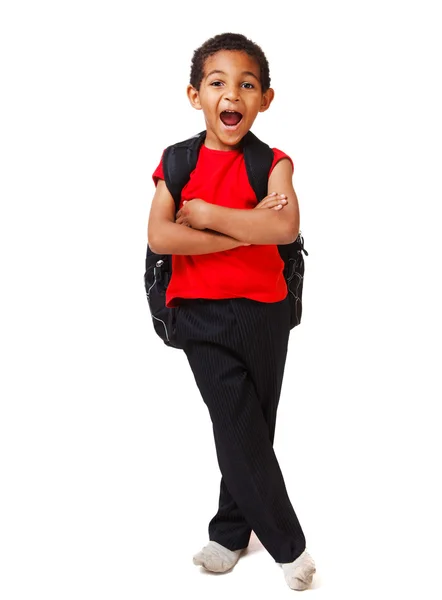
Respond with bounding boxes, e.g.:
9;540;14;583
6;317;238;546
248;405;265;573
147;158;300;255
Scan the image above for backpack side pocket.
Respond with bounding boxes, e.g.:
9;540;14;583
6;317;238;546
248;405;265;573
144;253;182;349
285;251;305;329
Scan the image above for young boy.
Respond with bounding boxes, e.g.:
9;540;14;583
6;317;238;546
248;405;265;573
147;32;316;591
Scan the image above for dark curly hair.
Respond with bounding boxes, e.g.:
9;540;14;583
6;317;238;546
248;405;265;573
190;32;271;92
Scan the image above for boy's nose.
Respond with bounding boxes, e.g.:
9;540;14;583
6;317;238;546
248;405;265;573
223;87;240;102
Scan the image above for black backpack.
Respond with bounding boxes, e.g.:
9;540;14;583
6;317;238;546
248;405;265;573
144;130;308;349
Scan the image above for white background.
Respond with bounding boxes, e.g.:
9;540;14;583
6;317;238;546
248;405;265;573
1;1;441;598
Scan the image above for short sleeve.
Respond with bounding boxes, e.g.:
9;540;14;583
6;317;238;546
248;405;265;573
270;148;294;175
152;151;165;186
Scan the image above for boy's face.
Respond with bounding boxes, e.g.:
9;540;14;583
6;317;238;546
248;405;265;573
187;50;274;151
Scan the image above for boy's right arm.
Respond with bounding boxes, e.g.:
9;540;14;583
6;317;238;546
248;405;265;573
147;180;246;255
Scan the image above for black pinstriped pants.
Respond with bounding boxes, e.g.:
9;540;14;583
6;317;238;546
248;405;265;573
176;295;306;563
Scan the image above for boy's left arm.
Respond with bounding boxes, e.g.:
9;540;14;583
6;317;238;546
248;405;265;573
176;159;300;245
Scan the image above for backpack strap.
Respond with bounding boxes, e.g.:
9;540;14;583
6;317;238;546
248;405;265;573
241;131;274;201
162;131;206;210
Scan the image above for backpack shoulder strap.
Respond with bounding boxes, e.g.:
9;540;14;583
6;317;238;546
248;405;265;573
162;131;206;210
241;131;274;201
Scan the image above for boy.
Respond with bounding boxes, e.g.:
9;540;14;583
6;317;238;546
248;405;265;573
147;32;316;591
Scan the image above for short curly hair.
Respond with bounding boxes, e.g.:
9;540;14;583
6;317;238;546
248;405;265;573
190;32;271;92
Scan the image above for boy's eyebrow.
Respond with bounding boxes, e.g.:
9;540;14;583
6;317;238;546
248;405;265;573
205;69;260;82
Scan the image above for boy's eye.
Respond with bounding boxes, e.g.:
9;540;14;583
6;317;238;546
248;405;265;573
209;81;255;89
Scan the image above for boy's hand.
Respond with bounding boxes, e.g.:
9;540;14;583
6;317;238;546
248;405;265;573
176;199;211;230
254;192;288;210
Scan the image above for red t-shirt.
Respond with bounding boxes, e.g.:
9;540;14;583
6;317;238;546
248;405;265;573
152;143;294;307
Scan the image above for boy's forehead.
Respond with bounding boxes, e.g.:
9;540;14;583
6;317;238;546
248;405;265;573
202;50;260;78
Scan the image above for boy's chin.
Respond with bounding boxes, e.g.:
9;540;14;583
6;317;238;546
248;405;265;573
217;124;248;146
204;127;245;150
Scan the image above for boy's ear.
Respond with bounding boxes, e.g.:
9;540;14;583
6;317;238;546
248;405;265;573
187;85;202;110
259;87;275;113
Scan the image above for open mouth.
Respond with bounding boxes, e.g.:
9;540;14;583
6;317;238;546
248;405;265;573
220;110;243;127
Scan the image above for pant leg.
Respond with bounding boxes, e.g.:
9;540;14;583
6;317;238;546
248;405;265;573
208;296;289;548
208;476;252;551
177;298;306;563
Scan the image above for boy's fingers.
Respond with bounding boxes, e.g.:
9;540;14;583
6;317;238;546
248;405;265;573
264;192;286;200
262;194;287;203
257;197;288;209
262;192;278;202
